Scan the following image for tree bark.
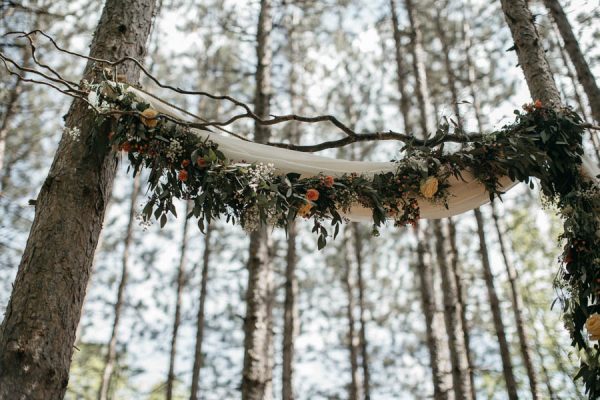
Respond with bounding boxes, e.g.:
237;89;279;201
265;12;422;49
352;224;371;400
242;1;274;398
98;175;141;400
282;220;298;400
343;229;361;400
389;0;413;134
543;0;600;121
0;74;23;191
500;0;561;106
0;1;156;398
491;204;540;399
415;226;452;400
404;0;433;136
473;208;518;399
190;223;213;400
432;220;473;400
433;10;477;396
167;202;192;400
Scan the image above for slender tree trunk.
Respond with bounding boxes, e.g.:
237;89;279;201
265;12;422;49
166;202;192;400
433;10;477;396
352;224;371;400
282;221;298;400
432;220;473;400
242;1;274;398
389;0;413;134
0;1;156;398
0;75;23;190
190;223;213;400
500;0;561;106
343;230;361;400
282;13;300;398
415;226;452;400
403;1;452;396
550;26;600;160
473;208;518;399
97;175;141;400
490;203;540;398
404;0;433;137
543;0;600;121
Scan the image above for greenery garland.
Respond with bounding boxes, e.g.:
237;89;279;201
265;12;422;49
88;80;600;397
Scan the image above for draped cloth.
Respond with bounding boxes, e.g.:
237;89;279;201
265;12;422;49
128;87;599;222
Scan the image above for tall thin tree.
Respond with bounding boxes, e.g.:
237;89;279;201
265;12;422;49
190;223;213;400
0;1;156;397
242;0;275;398
166;201;192;400
98;175;141;400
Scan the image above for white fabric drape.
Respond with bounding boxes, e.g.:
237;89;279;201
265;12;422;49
128;87;598;221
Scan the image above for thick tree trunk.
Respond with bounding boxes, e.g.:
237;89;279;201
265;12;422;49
389;0;413;134
97;175;141;400
415;226;452;400
473;208;518;399
500;0;561;106
0;1;156;398
432;220;473;400
352;224;371;400
490;204;540;399
242;1;274;398
190;223;213;400
166;202;192;400
343;230;361;400
543;0;600;121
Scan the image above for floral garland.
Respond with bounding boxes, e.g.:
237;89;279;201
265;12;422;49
88;80;600;397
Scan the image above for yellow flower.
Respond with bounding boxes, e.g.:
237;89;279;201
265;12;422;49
586;313;600;340
297;202;313;218
420;176;439;199
140;108;159;128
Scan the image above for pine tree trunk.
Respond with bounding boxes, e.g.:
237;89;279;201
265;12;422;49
282;219;298;400
98;175;141;400
500;0;561;106
242;1;274;398
550;26;600;160
415;226;452;400
0;1;156;398
0;74;23;190
389;0;413;134
433;10;477;396
490;204;540;399
190;223;213;400
352;224;371;400
473;208;518;399
432;220;473;400
543;0;600;121
404;0;433;137
343;230;361;400
167;202;192;400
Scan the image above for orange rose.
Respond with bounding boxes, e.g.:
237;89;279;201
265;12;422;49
324;176;334;188
178;169;188;182
181;159;190;168
534;99;543;109
306;188;319;201
197;158;207;168
140;108;159;128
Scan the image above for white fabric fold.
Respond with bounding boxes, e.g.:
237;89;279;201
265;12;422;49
128;87;597;222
